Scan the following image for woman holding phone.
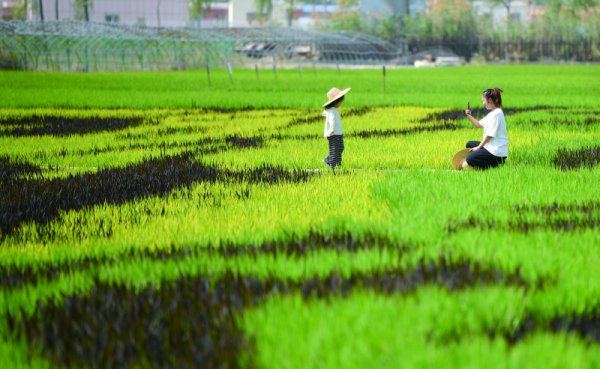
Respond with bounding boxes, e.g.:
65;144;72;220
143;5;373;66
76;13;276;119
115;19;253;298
463;87;508;170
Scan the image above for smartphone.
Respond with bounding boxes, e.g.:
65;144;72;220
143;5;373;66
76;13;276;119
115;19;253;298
467;101;470;110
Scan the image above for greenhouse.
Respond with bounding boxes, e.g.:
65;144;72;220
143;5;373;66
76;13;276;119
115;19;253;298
0;21;406;71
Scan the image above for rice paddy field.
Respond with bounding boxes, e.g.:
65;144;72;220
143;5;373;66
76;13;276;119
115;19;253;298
0;65;599;368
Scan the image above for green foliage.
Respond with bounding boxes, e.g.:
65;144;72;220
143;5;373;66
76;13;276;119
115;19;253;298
404;0;479;43
242;289;600;369
11;0;27;20
0;67;598;368
187;0;212;20
1;65;599;110
72;0;92;21
324;0;599;44
255;0;273;24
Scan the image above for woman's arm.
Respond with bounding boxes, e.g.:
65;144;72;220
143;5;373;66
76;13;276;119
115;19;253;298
471;135;492;151
465;109;482;128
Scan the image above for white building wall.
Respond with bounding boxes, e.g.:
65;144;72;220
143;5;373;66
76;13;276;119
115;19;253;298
1;0;13;19
228;0;254;27
38;0;190;27
11;0;541;29
472;0;537;26
32;0;253;28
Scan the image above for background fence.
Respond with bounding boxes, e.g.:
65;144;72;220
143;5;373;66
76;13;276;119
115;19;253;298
0;21;406;71
409;40;600;63
1;20;599;72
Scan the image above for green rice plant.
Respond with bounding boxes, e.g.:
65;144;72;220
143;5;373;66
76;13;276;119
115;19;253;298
1;65;600;109
241;289;600;369
0;338;51;369
0;66;599;368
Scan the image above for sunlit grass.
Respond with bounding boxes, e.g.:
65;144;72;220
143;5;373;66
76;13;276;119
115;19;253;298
0;66;599;368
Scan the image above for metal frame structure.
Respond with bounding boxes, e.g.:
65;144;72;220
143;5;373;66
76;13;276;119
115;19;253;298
0;21;406;71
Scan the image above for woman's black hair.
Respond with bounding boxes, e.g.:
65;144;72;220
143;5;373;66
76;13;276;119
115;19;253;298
482;87;503;107
325;96;344;109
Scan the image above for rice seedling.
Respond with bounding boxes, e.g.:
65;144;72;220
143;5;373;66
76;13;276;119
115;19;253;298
0;66;599;368
1;65;599;109
241;288;600;369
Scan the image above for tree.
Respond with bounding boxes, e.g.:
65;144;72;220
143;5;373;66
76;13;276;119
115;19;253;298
322;0;363;32
73;0;92;21
383;0;410;41
483;0;515;60
188;0;212;21
157;0;162;27
543;0;597;13
25;0;43;20
38;0;44;20
12;0;28;20
385;0;409;16
255;0;273;25
285;0;295;27
530;0;599;41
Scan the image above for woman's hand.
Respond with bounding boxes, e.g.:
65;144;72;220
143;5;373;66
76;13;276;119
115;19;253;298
465;109;472;116
470;146;481;152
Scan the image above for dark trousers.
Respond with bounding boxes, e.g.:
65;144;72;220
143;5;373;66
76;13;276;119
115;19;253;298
465;141;506;169
324;135;344;168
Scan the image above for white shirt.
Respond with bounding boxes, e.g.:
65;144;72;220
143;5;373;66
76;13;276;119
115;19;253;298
323;107;343;137
480;108;508;157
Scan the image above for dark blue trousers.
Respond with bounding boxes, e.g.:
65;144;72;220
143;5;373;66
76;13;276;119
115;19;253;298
324;135;344;168
465;141;506;169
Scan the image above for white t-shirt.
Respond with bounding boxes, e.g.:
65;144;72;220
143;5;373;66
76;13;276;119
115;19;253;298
323;107;343;137
480;108;508;157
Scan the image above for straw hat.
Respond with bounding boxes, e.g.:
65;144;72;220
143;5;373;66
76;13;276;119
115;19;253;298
452;148;471;169
323;87;351;107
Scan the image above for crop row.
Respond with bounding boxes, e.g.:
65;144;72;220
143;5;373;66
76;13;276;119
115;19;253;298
0;153;314;236
27;134;264;163
514;201;600;215
263;122;463;142
4;106;594;140
447;201;599;234
554;146;600;170
2;66;599;109
285;107;372;128
0;231;408;290
0;115;148;137
0;68;599;368
0;155;41;181
425;106;553;122
347;122;461;138
4;106;598;179
425;106;600;126
8;256;528;369
504;313;600;346
9;257;600;369
114;124;209;139
2;107;440;171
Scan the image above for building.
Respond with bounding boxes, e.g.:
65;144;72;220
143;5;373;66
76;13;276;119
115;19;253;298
0;0;545;29
362;0;428;18
229;0;255;27
471;0;541;26
3;0;232;27
1;0;17;20
1;0;352;28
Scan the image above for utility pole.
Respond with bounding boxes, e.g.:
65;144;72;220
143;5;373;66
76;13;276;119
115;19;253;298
287;0;295;27
38;0;44;21
157;0;162;27
55;0;59;20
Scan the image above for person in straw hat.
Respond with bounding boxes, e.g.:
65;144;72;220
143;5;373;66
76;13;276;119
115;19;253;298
322;87;350;169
